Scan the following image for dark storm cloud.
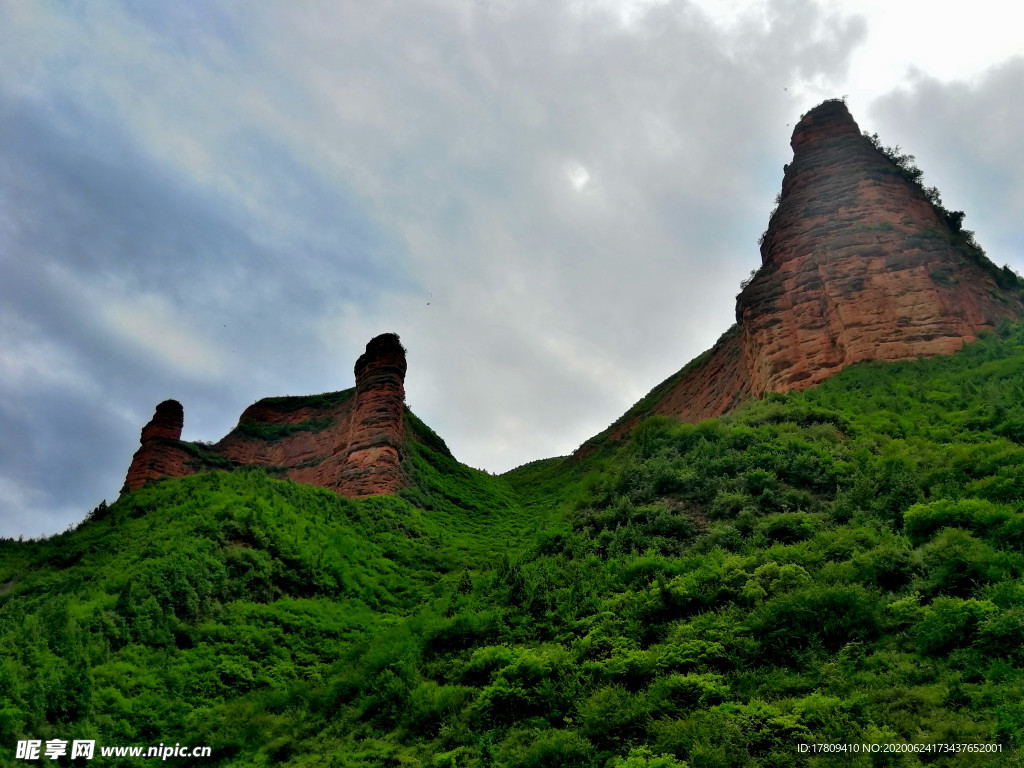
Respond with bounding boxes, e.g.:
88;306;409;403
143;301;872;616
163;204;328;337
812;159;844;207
1;1;872;537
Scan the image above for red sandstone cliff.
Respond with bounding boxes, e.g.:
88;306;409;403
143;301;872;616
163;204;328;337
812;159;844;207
739;99;1022;395
122;101;1024;476
337;333;409;496
120;400;193;494
120;334;410;497
583;100;1024;451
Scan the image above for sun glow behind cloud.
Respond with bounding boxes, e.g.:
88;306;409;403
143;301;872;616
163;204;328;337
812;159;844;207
566;162;592;191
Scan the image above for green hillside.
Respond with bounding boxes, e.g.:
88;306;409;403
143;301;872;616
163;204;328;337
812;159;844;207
8;326;1024;766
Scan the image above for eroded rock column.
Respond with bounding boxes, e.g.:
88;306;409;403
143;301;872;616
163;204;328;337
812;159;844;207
337;333;409;496
121;400;193;494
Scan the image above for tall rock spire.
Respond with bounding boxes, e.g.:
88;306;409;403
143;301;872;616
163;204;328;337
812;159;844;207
121;400;190;494
577;99;1024;453
738;99;1023;396
338;333;409;496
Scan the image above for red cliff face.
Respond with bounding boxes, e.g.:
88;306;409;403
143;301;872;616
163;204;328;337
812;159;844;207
738;99;1023;395
337;333;409;496
582;100;1024;450
121;400;193;494
119;334;409;497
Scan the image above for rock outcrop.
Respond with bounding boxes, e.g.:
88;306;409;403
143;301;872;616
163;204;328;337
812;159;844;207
122;102;1024;475
338;333;409;496
739;99;1022;394
583;100;1024;450
121;400;193;494
120;334;410;497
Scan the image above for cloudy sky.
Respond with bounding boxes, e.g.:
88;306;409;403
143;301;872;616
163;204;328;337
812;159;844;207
1;0;1022;538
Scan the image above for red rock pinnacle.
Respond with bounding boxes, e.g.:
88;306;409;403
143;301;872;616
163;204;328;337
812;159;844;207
579;99;1024;451
739;99;1023;395
339;333;409;496
121;400;190;493
119;336;411;498
788;98;861;153
140;400;184;441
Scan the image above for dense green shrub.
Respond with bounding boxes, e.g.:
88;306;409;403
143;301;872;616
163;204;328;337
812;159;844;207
578;685;647;743
848;539;918;591
646;673;728;717
920;529;1014;597
498;729;595;768
905;498;1024;546
749;585;882;659
611;746;689;768
756;513;820;544
916;597;997;654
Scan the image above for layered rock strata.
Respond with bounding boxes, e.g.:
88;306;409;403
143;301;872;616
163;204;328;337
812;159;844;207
584;100;1023;450
120;334;409;497
739;99;1022;394
121;400;193;494
338;333;409;496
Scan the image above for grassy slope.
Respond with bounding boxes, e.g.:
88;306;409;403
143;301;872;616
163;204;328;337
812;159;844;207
6;327;1024;765
0;417;537;766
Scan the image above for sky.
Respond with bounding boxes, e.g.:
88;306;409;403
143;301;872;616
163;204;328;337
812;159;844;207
1;0;1022;538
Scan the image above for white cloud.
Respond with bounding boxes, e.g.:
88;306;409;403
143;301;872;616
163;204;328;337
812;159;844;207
868;59;1024;272
0;477;48;539
100;293;227;380
0;310;93;393
566;162;592;191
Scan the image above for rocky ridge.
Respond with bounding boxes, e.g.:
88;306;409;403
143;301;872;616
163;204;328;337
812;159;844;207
122;101;1024;486
120;400;192;495
585;100;1024;450
121;334;410;497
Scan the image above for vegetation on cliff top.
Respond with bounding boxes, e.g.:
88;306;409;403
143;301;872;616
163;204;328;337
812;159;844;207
6;324;1024;765
254;388;356;413
861;131;1021;291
